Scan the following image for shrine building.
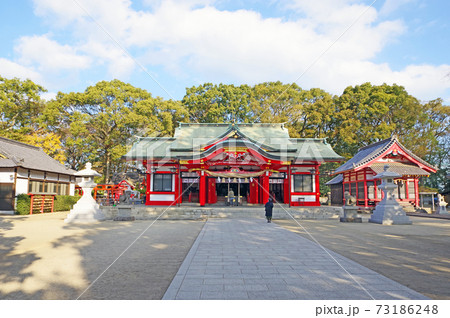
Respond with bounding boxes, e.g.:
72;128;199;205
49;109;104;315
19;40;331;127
327;136;437;208
123;123;343;206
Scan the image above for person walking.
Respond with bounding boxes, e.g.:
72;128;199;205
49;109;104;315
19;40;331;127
265;198;274;223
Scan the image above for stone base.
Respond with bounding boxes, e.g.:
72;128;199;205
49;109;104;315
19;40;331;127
114;216;135;221
437;207;448;215
369;203;412;225
64;201;105;224
340;217;362;223
64;211;105;223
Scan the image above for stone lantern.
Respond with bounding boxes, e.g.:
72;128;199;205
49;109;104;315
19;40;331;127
437;194;448;215
369;165;411;225
65;162;105;223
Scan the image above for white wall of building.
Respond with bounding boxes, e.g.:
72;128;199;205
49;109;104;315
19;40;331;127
17;167;28;178
15;178;29;195
29;170;44;179
59;174;70;182
69;183;75;196
47;172;58;181
0;169;14;183
150;194;175;201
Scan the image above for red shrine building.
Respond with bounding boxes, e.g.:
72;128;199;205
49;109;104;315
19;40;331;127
123;123;343;206
327;136;437;208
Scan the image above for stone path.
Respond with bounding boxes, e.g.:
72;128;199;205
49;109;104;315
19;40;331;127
163;218;428;300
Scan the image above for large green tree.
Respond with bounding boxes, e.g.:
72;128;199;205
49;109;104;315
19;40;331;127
182;83;253;123
331;83;423;158
43;79;187;182
0;76;65;162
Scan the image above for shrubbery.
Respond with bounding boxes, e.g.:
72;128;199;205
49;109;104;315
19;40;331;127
15;194;31;215
15;194;81;215
54;195;81;212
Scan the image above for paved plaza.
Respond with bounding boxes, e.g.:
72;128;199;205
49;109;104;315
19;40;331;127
163;218;428;300
0;211;449;300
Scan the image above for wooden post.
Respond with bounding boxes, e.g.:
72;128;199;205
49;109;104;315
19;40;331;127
262;172;270;204
178;163;182;206
315;164;320;206
199;171;206;206
40;195;45;213
51;195;55;213
146;172;151;205
288;165;291;207
363;169;368;207
30;194;34;215
414;178;419;207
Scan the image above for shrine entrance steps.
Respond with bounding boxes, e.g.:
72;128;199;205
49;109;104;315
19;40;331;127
101;205;342;220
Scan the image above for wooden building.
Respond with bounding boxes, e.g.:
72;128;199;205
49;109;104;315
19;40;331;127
326;136;437;208
123;123;343;206
0;137;76;214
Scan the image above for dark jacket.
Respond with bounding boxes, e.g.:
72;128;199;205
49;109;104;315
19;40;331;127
265;200;274;217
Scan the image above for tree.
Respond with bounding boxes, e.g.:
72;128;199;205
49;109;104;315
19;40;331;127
182;83;252;123
292;88;335;138
0;76;66;162
249;82;303;127
417;98;450;191
43;79;187;182
0;76;46;133
331;83;424;158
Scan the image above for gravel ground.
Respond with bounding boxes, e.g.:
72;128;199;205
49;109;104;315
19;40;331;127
1;212;449;300
0;212;205;300
274;216;450;299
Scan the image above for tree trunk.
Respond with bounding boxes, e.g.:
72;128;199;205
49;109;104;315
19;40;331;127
105;152;111;184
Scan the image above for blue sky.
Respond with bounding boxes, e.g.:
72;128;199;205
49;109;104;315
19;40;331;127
0;0;449;103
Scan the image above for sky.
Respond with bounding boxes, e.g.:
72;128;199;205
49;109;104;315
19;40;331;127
0;0;449;103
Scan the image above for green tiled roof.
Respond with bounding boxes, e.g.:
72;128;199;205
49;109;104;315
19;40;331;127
123;123;343;162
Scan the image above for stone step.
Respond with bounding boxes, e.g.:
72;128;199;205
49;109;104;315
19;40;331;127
101;205;342;220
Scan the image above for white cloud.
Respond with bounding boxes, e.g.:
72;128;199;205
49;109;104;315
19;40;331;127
0;58;43;83
79;40;135;78
15;34;91;72
26;0;450;102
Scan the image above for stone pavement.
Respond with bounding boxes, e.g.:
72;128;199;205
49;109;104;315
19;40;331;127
163;218;428;300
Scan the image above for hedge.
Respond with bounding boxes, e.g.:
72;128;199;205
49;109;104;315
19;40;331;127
15;194;81;215
15;194;31;215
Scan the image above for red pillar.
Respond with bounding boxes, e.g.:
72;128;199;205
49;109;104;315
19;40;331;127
283;176;290;204
288;165;292;207
178;165;182;204
249;178;257;203
414;178;419;207
363;169;368;207
262;172;270;204
315;164;320;206
145;173;151;205
199;172;206;206
208;178;217;204
175;172;180;204
255;178;260;203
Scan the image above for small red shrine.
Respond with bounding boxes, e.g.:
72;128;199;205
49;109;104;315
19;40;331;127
327;136;437;208
123;123;343;206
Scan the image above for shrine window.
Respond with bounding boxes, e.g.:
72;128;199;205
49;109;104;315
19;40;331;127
357;182;365;199
28;180;44;193
350;183;356;196
367;181;375;199
408;181;415;199
293;174;314;193
153;174;173;192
